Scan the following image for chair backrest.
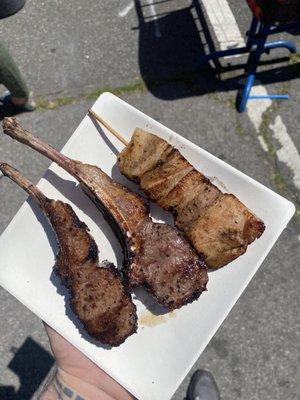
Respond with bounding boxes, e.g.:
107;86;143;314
247;0;300;25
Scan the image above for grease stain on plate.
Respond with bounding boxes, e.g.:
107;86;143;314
139;310;176;328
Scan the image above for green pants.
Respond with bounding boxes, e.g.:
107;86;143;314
0;41;29;98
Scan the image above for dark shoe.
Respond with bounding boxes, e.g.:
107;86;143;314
0;0;26;20
186;370;221;400
0;92;36;112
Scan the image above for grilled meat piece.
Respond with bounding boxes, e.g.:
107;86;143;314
161;171;222;232
118;128;173;181
3;118;208;310
187;194;265;268
0;163;137;346
118;129;265;269
128;218;207;309
140;149;194;202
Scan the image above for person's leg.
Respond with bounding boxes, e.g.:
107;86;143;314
0;41;29;98
186;370;220;400
0;41;35;110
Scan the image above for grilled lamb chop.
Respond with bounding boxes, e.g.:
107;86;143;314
118;128;265;269
3;118;208;310
0;162;137;346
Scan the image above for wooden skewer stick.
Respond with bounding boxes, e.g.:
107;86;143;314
88;109;128;146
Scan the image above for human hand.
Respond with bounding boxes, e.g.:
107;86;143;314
40;323;135;400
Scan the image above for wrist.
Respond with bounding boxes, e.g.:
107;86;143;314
56;369;110;400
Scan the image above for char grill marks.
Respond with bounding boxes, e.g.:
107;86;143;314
131;219;207;309
0;163;137;346
3;118;208;310
118;129;265;269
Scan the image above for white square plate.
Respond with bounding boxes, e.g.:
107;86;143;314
0;93;295;400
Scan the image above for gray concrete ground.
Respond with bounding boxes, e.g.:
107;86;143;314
0;1;299;399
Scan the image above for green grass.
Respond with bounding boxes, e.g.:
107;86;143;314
259;104;280;156
272;169;287;190
36;79;147;110
296;203;300;218
35;70;237;111
235;116;245;136
37;95;75;110
289;53;300;65
83;80;147;102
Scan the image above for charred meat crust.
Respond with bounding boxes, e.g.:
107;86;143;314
127;219;208;309
70;261;137;346
88;241;99;262
42;200;138;346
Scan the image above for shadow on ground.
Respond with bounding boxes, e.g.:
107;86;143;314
134;0;300;100
0;104;24;121
0;337;54;400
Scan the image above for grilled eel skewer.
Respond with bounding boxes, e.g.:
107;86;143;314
0;162;137;346
3;118;208;310
115;128;265;269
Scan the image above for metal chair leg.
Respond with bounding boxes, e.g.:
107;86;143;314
200;13;297;112
237;74;255;113
264;39;297;54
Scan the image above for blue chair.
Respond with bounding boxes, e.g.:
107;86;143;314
202;0;300;112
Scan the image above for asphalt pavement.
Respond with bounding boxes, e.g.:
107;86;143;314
0;1;299;399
